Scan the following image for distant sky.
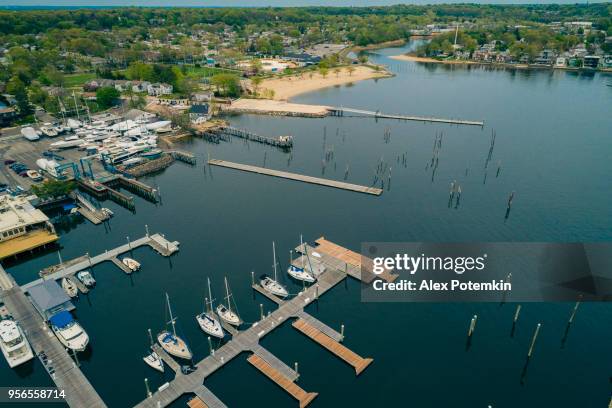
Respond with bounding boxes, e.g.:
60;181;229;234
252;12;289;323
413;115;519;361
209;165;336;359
1;0;608;7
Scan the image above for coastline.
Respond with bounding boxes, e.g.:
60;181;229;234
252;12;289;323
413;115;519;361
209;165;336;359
258;65;393;101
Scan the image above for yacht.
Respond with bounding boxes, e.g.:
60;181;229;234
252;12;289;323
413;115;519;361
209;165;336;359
76;270;96;287
0;320;34;368
196;278;224;339
122;258;141;272
61;277;78;298
157;293;192;360
49;311;89;352
143;351;164;373
260;242;289;298
287;235;316;283
216;277;242;326
50;136;85;149
21;127;40;141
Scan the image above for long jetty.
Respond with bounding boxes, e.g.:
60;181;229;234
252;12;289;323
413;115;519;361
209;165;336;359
208;159;383;196
201;126;293;149
23;232;179;291
0;266;107;408
134;237;382;408
329;107;484;126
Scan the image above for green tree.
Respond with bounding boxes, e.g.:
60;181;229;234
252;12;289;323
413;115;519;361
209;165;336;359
210;73;241;97
96;87;120;109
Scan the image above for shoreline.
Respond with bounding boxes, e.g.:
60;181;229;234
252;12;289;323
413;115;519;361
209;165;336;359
258;65;393;101
390;53;612;72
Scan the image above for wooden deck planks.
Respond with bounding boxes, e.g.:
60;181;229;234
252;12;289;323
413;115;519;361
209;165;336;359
292;318;373;376
247;354;318;408
208;159;382;196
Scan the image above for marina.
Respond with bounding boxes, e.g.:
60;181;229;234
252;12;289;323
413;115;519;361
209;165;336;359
208;159;383;196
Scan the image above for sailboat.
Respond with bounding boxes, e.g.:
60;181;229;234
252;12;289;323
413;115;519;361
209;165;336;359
260;242;289;298
157;293;192;360
143;351;164;373
195;278;224;338
287;235;316;283
216;277;242;326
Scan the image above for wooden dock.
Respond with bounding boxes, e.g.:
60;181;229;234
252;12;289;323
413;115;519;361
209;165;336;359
293;319;373;376
23;233;179;291
329;107;484;126
248;354;318;408
208;159;383;196
111;257;133;274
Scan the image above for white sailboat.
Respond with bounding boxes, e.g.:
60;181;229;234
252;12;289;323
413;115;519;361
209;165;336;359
216;277;242;326
157;293;192;360
260;242;289;298
196;278;224;338
287;235;316;283
143;351;164;373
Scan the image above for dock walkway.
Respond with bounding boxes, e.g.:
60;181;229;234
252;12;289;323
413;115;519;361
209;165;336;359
23;233;179;291
208;159;382;196
329;107;484;126
0;282;106;407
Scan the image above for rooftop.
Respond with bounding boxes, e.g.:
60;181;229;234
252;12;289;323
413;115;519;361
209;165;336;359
28;279;73;312
0;195;49;233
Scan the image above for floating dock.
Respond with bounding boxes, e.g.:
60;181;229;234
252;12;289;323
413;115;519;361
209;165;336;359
208;159;382;196
247;354;318;408
329;107;484;126
293;319;373;375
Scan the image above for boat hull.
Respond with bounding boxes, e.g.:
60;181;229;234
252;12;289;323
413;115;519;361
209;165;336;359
196;313;224;338
157;332;192;360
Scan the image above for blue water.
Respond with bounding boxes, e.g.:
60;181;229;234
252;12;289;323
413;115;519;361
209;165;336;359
1;41;611;407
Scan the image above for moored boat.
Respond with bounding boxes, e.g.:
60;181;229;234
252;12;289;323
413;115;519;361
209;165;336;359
158;293;192;360
49;311;89;352
216;277;242;326
0;320;34;368
122;257;141;271
260;242;289;298
143;351;164;372
196;278;224;338
76;270;96;287
61;277;78;298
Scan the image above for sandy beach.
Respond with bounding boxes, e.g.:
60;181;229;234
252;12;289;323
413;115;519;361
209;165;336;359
259;65;392;101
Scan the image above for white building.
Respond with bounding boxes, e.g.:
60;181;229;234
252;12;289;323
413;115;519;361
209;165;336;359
147;83;173;96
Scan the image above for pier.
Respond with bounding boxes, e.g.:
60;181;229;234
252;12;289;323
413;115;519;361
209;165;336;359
208;159;383;196
25;233;179;290
328;107;484;126
134;243;376;408
215;126;293;149
0;266;106;407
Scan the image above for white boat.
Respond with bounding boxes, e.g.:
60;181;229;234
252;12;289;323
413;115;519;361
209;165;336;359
101;208;114;217
49;311;89;352
50;137;84;149
26;170;43;182
196;278;224;339
146;120;172;130
157;293;192;360
260;242;289;298
143;351;164;373
21;127;40;141
76;270;96;287
122;257;140;272
61;277;78;298
287;235;316;283
40;126;58;137
216;277;242;326
0;320;34;368
67;118;82;129
36;159;60;178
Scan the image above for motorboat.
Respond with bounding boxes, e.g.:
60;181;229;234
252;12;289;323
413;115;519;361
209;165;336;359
141;149;163;159
50;137;85;149
158;293;192;360
61;277;78;298
49;311;89;352
143;351;164;373
0;320;34;368
122;257;141;272
215;277;242;326
196;278;224;338
20;127;39;141
76;270;96;287
101;208;114;217
26;170;43;182
260;242;289;298
36;159;60;178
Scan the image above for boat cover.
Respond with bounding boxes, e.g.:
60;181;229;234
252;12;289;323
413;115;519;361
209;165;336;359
49;311;73;328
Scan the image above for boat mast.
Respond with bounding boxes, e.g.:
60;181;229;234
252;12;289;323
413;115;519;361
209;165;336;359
166;293;177;338
224;276;232;314
300;234;304;268
207;277;214;311
272;241;278;281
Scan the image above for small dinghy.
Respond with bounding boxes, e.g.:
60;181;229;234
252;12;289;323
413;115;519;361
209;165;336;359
143;351;164;373
61;277;78;298
122;257;141;271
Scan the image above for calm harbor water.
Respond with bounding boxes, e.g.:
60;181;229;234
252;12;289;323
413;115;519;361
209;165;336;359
1;41;611;407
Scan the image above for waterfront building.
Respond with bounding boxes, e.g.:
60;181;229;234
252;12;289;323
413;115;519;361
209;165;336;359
0;195;58;260
27;280;75;321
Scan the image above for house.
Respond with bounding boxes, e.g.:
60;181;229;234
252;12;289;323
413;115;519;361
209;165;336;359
189;103;211;124
0;106;16;125
554;57;568;68
27;280;75;321
131;81;151;93
583;55;601;69
534;49;556;65
192;91;213;102
147;83;173;96
113;80;132;92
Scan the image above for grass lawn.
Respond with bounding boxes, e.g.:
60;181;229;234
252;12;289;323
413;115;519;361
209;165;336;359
64;72;97;87
185;66;240;78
